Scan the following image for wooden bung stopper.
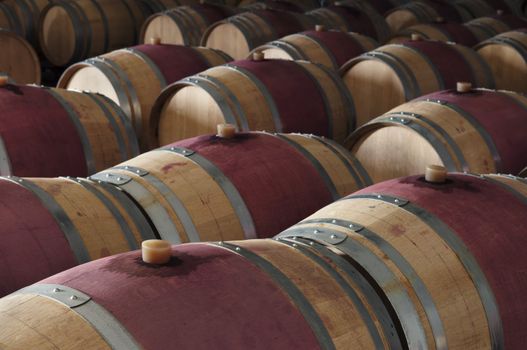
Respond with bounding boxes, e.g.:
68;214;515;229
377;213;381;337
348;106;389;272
456;81;472;93
0;76;8;86
142;239;171;264
252;51;265;61
315;24;325;32
425;165;447;183
411;33;423;41
217;123;236;138
149;37;161;45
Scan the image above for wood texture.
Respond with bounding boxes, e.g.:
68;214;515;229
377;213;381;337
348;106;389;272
39;0;149;66
58;44;231;151
0;30;40;84
202;9;312;59
346;88;527;183
253;30;377;70
96;131;369;242
341;39;495;127
476;29;527;93
388;21;483;46
153;59;354;145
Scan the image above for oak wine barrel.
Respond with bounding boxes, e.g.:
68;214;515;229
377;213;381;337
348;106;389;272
201;9;313;60
0;176;155;296
0;236;403;349
0;83;139;177
476;29;527;94
466;13;527;39
337;0;408;15
138;0;197;13
388;20;489;46
345;86;527;183
0;2;22;35
240;0;306;12
151;56;355;145
39;0;150;66
0;29;40;84
307;3;390;43
57;43;232;151
277;171;527;348
251;26;378;70
2;0;51;46
385;0;470;33
140;3;238;45
91;130;371;243
340;38;495;127
453;0;518;19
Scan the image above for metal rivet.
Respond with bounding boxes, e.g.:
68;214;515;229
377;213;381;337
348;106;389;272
124;166;129;169
331;219;337;224
349;224;354;228
313;229;319;234
70;295;78;300
292;236;297;240
116;177;122;181
394;199;400;203
217;241;223;245
330;234;337;239
400;118;406;123
53;288;62;293
136;170;141;174
377;195;382;199
309;241;314;246
105;173;110;177
292;243;298;247
235;247;241;251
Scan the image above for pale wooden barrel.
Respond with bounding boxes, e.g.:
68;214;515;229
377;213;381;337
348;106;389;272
307;3;391;43
0;83;139;177
57;43;232;151
251;27;377;70
0;29;40;84
340;38;495;127
0;235;403;349
91;131;371;243
277;171;527;348
345;87;527;183
201;9;313;60
387;20;490;46
476;29;527;93
39;0;150;66
466;13;527;39
0;176;155;297
140;3;238;45
151;57;355;145
385;0;470;33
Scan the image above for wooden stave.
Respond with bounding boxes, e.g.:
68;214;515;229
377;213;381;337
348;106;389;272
140;3;238;45
340;39;495;127
387;21;484;47
201;9;312;60
151;58;355;145
90;131;371;243
466;14;527;39
0;176;155;297
57;44;232;151
38;0;150;67
0;84;139;177
344;88;527;183
0;2;23;35
0;29;41;84
251;30;378;70
475;29;527;93
0;238;403;349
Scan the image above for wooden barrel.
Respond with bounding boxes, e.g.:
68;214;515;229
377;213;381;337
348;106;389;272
454;0;518;18
466;13;527;39
240;0;306;12
385;0;469;33
251;26;377;70
388;20;490;46
307;3;391;43
57;43;232;151
476;29;527;93
338;0;408;15
140;3;238;45
201;9;312;60
2;0;51;45
0;29;40;84
39;0;150;66
0;83;139;177
0;176;155;296
0;2;23;35
0;235;404;349
344;87;527;183
90;131;371;242
277;171;527;348
150;57;355;145
340;38;495;127
138;0;197;13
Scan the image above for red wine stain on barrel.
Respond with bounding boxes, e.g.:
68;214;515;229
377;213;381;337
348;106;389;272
389;224;406;237
398;176;481;194
102;251;226;278
161;162;187;174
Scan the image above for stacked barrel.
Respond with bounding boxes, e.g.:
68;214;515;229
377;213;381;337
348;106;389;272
2;0;527;348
